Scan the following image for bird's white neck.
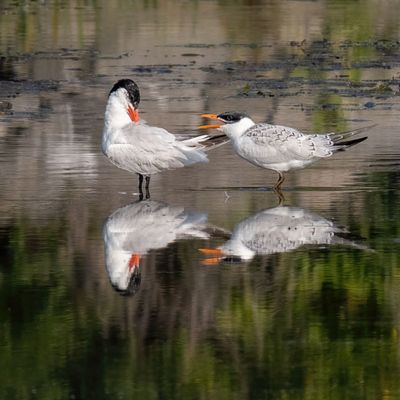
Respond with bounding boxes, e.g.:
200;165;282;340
103;91;133;132
221;117;255;140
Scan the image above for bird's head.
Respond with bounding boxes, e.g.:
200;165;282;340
107;252;142;297
199;111;254;138
106;79;141;124
199;246;254;265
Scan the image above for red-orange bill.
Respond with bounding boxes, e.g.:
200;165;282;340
200;258;221;266
198;124;221;130
127;105;140;122
200;113;219;120
128;253;140;269
199;248;223;266
199;248;223;256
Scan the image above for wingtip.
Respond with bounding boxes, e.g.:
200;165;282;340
335;136;368;149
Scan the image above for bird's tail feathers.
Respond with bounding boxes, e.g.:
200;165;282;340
177;144;209;166
179;212;210;240
331;236;373;252
181;133;230;152
198;134;230;152
334;136;368;151
181;134;210;147
330;124;374;151
329;124;375;142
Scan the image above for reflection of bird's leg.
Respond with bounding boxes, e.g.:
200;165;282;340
145;176;151;199
138;174;144;200
273;187;285;205
273;171;285;205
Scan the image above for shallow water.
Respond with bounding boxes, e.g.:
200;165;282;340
1;0;400;399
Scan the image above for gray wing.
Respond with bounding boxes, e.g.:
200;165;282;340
105;200;209;251
107;122;207;174
236;206;340;254
242;123;334;161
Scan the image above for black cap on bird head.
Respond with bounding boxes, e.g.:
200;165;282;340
217;111;250;123
110;79;140;109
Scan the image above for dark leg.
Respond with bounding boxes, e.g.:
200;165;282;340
138;174;144;200
145;176;151;199
138;174;144;190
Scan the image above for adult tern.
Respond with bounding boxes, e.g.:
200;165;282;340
102;79;210;197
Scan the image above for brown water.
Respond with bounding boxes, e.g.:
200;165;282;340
1;1;400;399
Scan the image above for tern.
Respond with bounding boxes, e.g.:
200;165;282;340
102;79;211;197
199;112;369;191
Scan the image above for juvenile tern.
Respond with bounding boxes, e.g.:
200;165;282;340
199;112;370;191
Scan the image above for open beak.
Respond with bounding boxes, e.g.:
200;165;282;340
198;113;223;130
199;247;223;265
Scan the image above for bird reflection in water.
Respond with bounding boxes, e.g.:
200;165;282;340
201;206;366;264
103;200;209;295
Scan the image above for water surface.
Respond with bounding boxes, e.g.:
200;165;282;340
1;0;400;399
